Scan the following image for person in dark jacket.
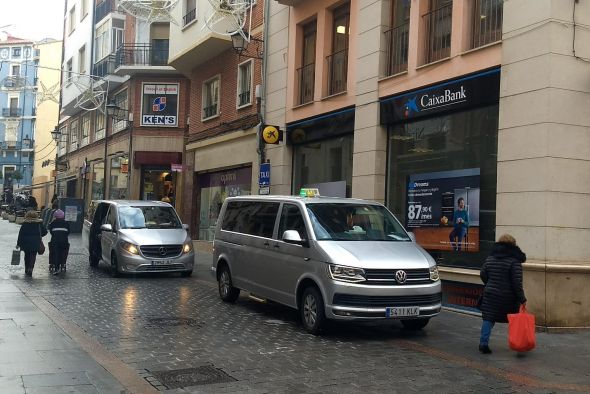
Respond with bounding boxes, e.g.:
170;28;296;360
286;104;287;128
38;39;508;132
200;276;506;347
478;234;527;354
17;211;48;276
48;209;70;275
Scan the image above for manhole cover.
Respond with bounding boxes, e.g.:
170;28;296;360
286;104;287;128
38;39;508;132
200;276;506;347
150;366;236;389
145;317;203;329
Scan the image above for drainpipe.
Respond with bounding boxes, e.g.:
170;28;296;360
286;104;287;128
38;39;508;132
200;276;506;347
256;0;272;169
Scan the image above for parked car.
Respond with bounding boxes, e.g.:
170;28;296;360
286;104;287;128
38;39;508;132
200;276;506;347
83;200;194;277
212;192;442;334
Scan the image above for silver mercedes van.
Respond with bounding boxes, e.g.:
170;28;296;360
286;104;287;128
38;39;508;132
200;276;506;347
212;194;441;334
83;200;194;277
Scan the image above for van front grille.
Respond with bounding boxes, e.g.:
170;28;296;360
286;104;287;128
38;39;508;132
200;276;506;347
333;293;441;307
364;268;431;285
140;245;183;258
141;264;186;272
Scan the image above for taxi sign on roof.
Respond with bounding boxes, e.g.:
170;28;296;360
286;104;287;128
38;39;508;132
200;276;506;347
299;188;320;198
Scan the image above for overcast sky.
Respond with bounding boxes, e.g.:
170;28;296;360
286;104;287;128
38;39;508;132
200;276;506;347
1;0;65;41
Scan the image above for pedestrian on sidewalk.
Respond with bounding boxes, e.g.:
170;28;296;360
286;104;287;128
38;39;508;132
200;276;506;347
16;210;48;277
478;234;527;354
48;209;70;275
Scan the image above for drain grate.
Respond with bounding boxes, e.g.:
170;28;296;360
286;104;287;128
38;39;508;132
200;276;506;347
145;317;204;329
149;366;236;389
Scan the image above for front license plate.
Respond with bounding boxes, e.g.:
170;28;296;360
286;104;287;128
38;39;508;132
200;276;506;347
151;260;173;265
386;306;420;318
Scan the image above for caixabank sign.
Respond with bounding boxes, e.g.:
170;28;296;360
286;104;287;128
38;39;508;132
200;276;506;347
141;83;179;127
380;68;500;124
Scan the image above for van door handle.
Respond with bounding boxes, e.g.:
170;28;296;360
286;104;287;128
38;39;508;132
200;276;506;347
263;242;270;247
273;244;280;249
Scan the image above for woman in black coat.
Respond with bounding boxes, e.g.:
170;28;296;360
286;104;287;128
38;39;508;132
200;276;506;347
17;210;48;276
479;234;527;354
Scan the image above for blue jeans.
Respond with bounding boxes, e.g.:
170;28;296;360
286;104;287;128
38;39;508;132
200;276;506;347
480;320;495;346
449;227;467;251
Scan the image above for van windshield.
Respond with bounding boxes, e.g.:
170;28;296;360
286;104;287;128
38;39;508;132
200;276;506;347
306;203;410;242
118;206;181;229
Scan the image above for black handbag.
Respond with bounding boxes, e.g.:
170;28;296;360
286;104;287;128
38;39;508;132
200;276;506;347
11;248;21;265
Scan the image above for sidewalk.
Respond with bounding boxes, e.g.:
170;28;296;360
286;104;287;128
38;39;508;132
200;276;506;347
0;280;126;393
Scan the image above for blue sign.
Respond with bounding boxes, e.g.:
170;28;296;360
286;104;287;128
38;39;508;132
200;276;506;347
259;163;270;186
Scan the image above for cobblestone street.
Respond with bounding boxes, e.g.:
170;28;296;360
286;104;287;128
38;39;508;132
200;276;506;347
1;219;590;393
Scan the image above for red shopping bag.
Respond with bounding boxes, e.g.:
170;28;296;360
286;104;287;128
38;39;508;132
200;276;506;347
508;305;536;352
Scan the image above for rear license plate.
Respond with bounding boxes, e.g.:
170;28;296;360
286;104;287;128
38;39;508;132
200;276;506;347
386;306;420;318
151;260;173;265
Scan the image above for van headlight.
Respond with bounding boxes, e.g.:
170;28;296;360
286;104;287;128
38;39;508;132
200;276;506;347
182;242;193;254
430;265;440;281
121;241;139;255
328;264;366;283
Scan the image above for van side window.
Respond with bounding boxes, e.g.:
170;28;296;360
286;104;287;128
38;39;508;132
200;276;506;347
221;201;279;238
278;204;308;241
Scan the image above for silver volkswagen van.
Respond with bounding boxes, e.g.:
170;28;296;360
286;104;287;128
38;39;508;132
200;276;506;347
83;200;194;277
212;193;441;334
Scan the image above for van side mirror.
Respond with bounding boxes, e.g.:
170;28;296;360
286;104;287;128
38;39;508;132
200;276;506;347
100;223;113;232
282;230;308;247
182;223;190;231
407;231;416;242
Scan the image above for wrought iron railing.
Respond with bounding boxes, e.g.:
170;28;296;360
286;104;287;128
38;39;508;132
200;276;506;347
95;0;116;23
238;91;251;107
3;76;26;89
92;55;117;77
326;49;348;96
384;22;409;77
297;63;315;105
183;8;197;26
471;0;503;49
116;43;170;68
2;108;22;117
203;104;218;119
422;3;453;65
0;141;29;150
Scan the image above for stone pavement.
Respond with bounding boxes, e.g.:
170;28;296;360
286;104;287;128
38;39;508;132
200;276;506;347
1;218;590;393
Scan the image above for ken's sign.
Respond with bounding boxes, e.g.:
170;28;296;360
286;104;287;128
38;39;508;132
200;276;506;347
141;83;179;127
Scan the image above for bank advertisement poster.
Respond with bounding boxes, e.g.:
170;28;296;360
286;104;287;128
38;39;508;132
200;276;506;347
406;168;480;252
141;83;179;127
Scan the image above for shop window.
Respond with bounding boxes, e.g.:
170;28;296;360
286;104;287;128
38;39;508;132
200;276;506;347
92;161;105;201
202;76;220;120
387;105;499;269
237;59;252;108
109;156;128;199
141;169;175;203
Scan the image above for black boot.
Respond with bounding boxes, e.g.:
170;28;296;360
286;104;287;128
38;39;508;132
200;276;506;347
479;344;492;354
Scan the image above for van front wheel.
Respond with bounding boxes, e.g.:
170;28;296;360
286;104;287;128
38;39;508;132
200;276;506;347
218;266;239;302
300;287;326;335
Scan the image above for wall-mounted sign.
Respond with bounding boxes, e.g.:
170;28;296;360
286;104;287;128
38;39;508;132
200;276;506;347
140;83;179;127
259;162;270;186
261;125;282;144
406;168;480;252
171;163;184;172
380;68;500;124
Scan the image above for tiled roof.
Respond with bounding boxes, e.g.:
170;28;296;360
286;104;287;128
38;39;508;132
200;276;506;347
0;33;34;45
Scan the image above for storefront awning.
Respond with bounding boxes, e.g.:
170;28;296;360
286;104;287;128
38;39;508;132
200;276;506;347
134;151;182;167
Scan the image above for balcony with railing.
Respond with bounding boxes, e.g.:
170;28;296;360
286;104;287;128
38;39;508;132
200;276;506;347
297;63;315;105
203;104;218;119
95;0;117;23
326;49;348;96
238;90;251;107
116;43;170;68
422;3;453;65
3;76;26;89
0;141;30;150
471;0;503;49
384;22;409;77
2;108;23;117
92;55;117;78
183;7;197;26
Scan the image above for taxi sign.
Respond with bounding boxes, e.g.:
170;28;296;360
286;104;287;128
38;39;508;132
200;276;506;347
262;125;282;144
299;188;320;198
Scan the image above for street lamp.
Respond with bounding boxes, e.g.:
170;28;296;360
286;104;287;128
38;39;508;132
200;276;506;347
231;31;263;59
51;126;61;142
106;100;134;199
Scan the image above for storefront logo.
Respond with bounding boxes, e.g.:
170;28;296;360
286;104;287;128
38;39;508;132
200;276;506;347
142;115;177;125
420;86;467;111
220;173;237;184
152;97;167;112
404;96;420;117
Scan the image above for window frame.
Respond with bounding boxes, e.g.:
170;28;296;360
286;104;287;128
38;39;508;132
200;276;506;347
202;75;221;121
95;110;105;140
69;119;79;152
69;6;77;35
236;58;253;109
66;58;73;84
80;113;90;146
78;45;87;75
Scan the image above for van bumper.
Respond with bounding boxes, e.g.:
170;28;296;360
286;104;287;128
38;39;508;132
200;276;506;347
324;280;442;321
118;251;195;274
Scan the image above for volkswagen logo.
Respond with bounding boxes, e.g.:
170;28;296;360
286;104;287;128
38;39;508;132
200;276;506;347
395;270;407;284
159;247;167;256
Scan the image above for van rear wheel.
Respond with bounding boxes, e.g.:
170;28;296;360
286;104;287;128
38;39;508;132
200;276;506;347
218;266;239;302
300;287;326;335
401;318;430;330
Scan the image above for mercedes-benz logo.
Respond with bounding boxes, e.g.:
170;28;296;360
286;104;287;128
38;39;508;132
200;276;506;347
395;270;407;284
159;247;167;256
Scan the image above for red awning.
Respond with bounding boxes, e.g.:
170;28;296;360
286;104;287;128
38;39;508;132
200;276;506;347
134;151;182;167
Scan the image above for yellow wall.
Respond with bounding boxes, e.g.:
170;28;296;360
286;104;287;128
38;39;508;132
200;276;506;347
32;39;62;207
